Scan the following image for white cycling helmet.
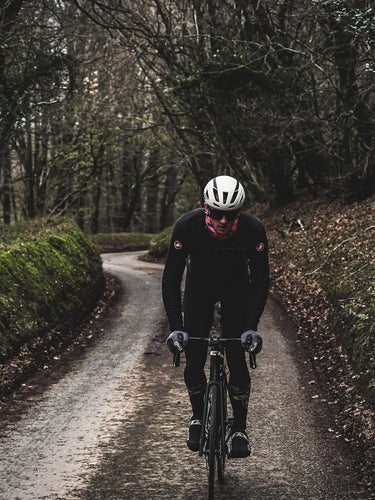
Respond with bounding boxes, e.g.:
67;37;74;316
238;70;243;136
204;175;245;210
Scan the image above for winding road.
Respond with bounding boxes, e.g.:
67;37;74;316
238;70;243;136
0;252;364;499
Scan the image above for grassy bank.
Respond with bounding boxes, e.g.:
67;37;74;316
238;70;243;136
264;197;375;398
263;196;375;486
0;218;104;362
91;232;154;253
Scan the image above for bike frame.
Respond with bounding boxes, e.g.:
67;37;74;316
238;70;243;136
199;334;228;459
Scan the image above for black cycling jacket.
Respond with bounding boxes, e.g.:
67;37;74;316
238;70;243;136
162;208;270;332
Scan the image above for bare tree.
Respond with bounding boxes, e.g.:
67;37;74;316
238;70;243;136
2;0;374;228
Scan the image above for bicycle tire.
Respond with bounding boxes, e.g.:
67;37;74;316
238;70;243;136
217;386;226;483
208;384;218;500
217;431;225;483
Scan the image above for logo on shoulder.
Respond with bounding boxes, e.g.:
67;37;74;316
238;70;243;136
256;242;265;252
174;240;183;250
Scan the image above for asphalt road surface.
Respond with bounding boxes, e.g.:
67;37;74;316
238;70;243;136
0;252;367;499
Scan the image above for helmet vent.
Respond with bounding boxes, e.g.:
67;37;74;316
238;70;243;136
230;181;240;204
213;178;219;202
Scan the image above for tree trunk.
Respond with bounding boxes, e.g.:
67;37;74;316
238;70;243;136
90;143;105;234
159;167;186;229
90;181;102;234
25;122;35;218
34;119;49;215
145;149;160;233
123;179;141;231
1;145;12;224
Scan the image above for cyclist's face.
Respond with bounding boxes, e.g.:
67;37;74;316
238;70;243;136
204;203;239;236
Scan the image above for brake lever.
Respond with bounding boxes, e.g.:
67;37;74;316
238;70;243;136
173;350;181;367
249;351;256;369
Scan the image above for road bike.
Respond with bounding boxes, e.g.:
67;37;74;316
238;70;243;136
173;328;256;500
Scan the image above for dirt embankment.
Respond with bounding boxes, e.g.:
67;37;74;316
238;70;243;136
263;197;375;492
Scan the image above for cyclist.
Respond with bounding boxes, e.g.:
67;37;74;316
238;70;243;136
163;175;269;458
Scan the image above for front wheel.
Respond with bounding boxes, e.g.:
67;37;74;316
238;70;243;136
217;385;227;483
208;384;218;500
217;435;225;484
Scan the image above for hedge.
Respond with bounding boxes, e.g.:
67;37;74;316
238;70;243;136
0;218;104;361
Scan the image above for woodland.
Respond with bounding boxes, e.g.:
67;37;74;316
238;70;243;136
1;1;375;489
0;0;374;233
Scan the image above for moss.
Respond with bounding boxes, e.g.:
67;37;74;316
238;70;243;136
91;232;154;253
148;226;172;259
0;218;104;361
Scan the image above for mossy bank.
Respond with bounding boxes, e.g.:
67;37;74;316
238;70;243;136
0;218;105;363
91;232;153;253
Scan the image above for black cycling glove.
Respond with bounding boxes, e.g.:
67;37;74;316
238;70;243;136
241;330;263;355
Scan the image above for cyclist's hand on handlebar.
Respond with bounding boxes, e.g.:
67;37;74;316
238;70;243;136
241;330;263;355
166;330;189;354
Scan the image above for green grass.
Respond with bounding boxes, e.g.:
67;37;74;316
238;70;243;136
0;217;104;361
148;226;172;259
91;232;154;253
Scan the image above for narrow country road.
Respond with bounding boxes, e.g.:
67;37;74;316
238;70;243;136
0;252;164;499
0;252;366;499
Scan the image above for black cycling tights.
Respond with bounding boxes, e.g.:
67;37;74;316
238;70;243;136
183;288;251;393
